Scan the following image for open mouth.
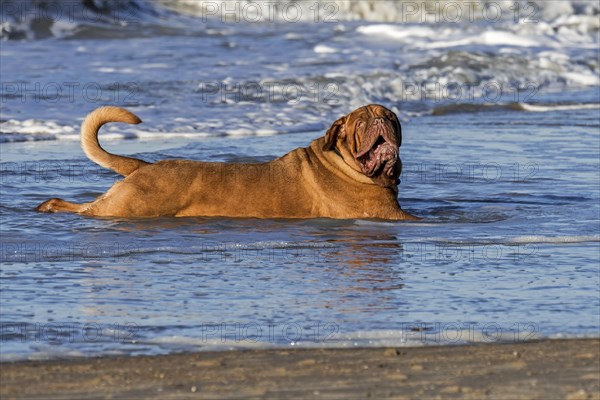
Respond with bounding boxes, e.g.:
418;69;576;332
356;136;399;178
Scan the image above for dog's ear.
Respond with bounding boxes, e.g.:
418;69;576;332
322;116;346;151
393;114;402;147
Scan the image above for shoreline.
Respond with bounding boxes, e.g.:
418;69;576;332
1;338;598;399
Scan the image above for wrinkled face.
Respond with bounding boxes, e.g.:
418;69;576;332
323;104;402;188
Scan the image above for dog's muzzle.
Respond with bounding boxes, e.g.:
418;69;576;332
355;118;399;178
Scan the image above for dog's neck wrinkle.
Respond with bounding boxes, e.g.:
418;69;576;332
332;145;344;160
331;141;400;195
335;143;366;175
310;139;374;185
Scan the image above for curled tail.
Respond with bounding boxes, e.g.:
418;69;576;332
81;106;149;176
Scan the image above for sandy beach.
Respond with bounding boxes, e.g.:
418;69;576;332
1;339;598;399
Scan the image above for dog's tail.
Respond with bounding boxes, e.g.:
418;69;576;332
81;106;149;176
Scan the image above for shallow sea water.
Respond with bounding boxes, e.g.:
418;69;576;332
0;0;599;360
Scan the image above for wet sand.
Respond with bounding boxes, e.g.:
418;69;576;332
1;339;598;399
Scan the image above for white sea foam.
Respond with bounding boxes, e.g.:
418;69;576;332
314;44;337;54
562;72;600;86
356;25;435;41
117;237;600;260
225;128;260;136
129;326;544;354
358;25;544;48
5;1;599;40
406;235;600;245
5;332;600;361
506;235;600;244
94;67;136;74
0;327;541;361
0;118;290;142
160;0;600;27
520;103;600;112
424;30;542;48
1;0;598;140
0;119;78;142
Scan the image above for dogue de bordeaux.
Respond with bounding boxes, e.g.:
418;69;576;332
36;104;418;220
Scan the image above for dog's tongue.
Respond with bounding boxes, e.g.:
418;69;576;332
358;142;397;177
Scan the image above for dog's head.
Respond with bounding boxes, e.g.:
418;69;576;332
323;104;402;188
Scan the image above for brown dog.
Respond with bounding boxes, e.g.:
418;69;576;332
36;104;418;220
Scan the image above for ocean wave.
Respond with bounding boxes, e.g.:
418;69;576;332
505;235;600;244
0;324;546;361
416;235;600;245
161;1;600;25
0;116;322;143
3;237;595;265
2;99;599;143
3;1;599;41
137;326;541;350
0;0;185;40
519;103;600;112
431;102;600;115
2;1;598;142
